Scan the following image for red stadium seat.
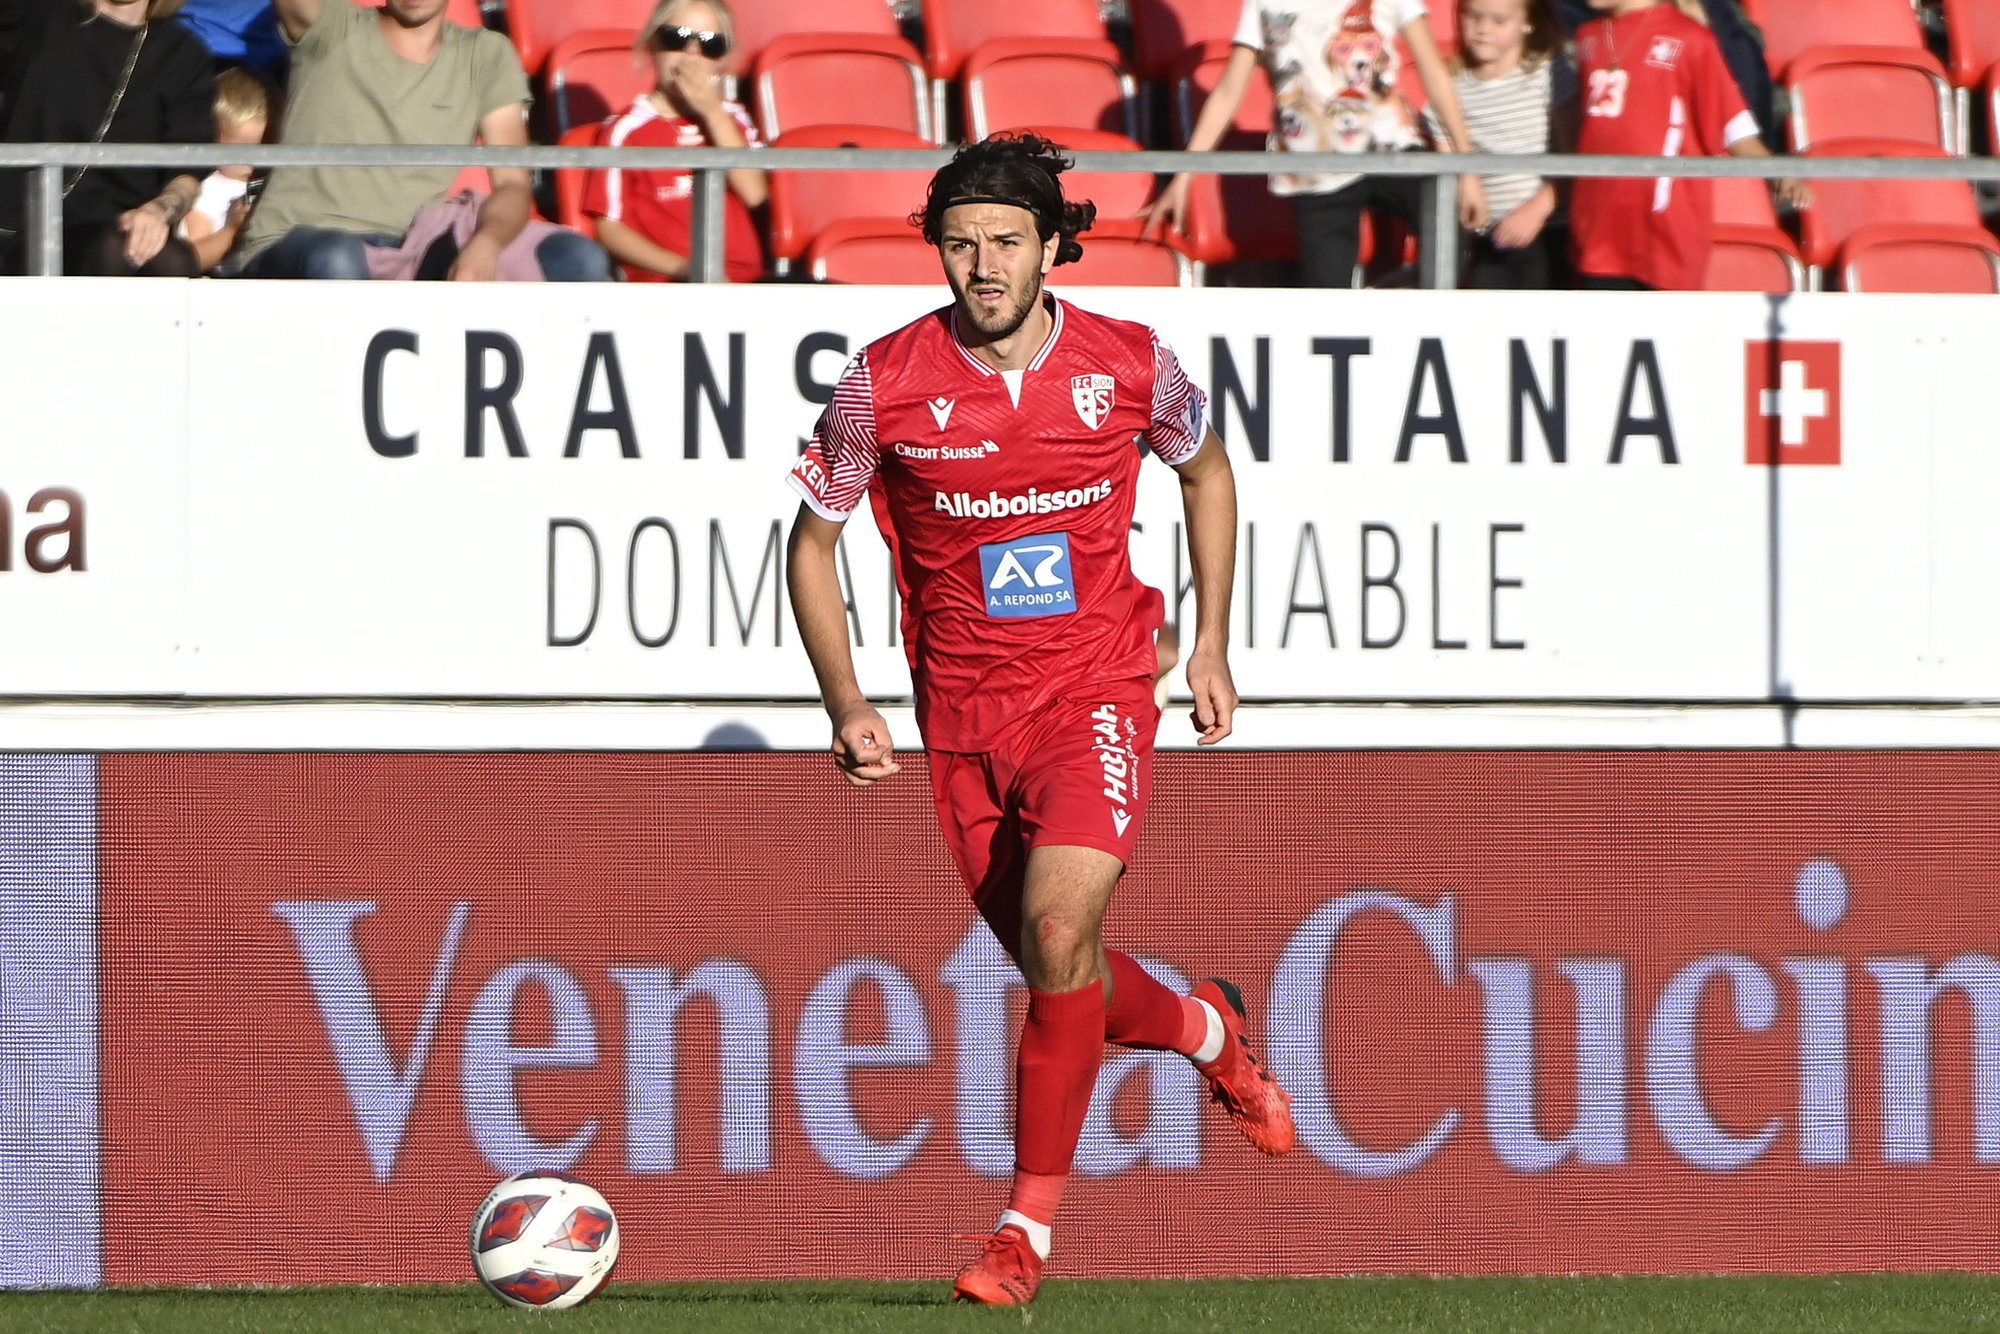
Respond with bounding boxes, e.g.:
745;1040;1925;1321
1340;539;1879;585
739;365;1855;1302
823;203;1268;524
732;0;904;85
545;30;653;137
963;39;1140;143
1171;42;1296;266
506;0;653;77
1786;47;1955;155
805;217;936;282
1706;174;1805;290
1705;237;1807;291
920;0;1107;83
995;127;1156;224
756;33;933;144
1055;222;1194;286
767;125;937;268
1839;223;2000;292
1798;139;1981;271
1128;0;1243;84
1943;0;2000;93
552;123;602;238
1739;0;1924;78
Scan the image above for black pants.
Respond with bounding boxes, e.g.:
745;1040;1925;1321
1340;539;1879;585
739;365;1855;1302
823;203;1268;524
1;221;199;276
1292;177;1423;288
1462;230;1554;290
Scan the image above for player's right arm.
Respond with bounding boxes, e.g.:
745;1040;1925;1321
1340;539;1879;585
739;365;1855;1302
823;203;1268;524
786;506;900;787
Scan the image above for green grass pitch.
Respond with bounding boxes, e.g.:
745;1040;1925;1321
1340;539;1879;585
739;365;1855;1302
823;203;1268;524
7;1277;2000;1333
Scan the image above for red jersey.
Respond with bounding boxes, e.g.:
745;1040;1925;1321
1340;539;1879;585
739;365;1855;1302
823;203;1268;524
581;96;765;283
787;296;1210;753
1570;4;1759;290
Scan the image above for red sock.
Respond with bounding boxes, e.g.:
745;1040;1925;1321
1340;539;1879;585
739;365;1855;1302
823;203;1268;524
1009;980;1106;1221
1103;949;1207;1055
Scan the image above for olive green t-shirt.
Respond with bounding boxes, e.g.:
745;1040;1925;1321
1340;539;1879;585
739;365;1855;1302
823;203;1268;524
237;3;529;259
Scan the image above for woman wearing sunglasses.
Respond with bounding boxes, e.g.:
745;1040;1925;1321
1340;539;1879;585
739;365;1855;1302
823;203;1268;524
581;0;767;281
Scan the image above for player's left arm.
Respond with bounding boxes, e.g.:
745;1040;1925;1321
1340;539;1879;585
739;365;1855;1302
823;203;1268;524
1173;430;1239;745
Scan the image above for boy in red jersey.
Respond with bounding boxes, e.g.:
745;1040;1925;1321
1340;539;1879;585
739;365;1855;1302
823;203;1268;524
785;134;1295;1306
1571;0;1805;289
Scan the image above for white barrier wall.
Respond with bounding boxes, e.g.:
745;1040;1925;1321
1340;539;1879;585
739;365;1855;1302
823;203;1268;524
3;279;1996;702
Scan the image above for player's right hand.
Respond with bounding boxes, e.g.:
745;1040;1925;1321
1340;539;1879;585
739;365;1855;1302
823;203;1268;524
831;703;901;787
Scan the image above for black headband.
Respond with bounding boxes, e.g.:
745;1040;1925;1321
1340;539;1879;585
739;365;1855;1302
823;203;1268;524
946;193;1047;215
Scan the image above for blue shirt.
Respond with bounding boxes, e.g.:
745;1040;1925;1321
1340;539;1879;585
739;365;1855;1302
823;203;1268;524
177;0;285;72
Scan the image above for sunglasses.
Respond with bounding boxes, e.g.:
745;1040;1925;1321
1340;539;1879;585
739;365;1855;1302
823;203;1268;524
652;24;730;58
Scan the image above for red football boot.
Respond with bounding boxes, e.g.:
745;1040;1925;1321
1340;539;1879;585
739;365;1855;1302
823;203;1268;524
1192;978;1296;1156
950;1225;1044;1305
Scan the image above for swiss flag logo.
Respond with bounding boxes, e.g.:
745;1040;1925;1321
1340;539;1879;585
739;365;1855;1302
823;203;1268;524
1744;341;1841;465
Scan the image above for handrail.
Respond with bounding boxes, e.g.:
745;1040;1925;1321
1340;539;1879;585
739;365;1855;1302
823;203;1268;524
10;142;1995;285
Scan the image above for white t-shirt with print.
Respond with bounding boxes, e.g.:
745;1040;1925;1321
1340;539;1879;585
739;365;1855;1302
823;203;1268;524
1232;0;1429;195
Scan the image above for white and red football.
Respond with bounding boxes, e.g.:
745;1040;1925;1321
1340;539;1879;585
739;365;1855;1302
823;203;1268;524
469;1172;621;1309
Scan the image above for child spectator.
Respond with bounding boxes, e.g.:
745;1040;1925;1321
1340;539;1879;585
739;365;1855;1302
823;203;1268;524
1570;0;1804;290
182;64;273;271
1425;0;1574;288
583;0;767;283
1144;0;1489;287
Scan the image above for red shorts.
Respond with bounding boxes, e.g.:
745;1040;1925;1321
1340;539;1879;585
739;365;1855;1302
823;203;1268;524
928;678;1160;917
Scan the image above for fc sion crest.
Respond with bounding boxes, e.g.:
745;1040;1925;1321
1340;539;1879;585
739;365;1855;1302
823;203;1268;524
1071;374;1115;429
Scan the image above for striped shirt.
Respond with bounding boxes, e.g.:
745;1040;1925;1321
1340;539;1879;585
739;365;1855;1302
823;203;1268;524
1426;58;1576;225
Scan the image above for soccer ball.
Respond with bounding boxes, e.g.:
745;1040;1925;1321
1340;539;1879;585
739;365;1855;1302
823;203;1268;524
469;1172;621;1309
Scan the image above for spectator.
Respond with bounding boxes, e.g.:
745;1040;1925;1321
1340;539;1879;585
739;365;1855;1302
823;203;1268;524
182;64;274;271
178;0;283;75
1570;0;1805;291
1143;0;1489;287
1425;0;1575;288
583;0;768;283
232;0;611;281
0;0;214;276
1555;0;1778;147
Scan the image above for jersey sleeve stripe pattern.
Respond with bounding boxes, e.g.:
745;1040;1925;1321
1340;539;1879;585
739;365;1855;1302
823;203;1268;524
1148;333;1209;466
788;350;882;521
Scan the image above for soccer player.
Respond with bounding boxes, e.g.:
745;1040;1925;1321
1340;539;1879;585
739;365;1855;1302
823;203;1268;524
784;134;1296;1307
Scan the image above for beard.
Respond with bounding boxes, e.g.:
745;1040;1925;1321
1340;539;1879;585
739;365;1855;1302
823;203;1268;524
955;272;1043;341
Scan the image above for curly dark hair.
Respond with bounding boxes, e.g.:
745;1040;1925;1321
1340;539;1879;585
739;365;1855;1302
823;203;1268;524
911;133;1098;266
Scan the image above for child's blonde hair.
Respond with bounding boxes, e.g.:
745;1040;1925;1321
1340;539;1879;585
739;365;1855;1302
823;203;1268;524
214;66;276;133
635;0;736;53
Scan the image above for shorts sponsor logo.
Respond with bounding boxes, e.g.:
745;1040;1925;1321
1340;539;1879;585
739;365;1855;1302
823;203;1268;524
1090;702;1138;836
934;478;1112;519
979;531;1076;619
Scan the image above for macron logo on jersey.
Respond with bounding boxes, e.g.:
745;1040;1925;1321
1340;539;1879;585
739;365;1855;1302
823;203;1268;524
935;479;1114;520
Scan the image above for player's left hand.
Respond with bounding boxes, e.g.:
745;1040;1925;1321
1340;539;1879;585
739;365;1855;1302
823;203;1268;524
1185;645;1237;746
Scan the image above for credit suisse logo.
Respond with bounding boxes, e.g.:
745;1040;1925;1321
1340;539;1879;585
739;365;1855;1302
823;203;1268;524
1744;340;1841;466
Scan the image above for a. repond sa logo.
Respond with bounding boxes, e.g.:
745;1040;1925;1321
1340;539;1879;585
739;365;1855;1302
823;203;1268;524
979;531;1076;619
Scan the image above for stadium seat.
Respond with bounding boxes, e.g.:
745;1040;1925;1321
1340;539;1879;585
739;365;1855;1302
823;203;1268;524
1786;47;1955;155
805;217;936;282
1942;0;2000;106
1839;223;2000;292
506;0;653;77
1128;0;1244;84
732;0;905;86
1705;237;1807;291
551;122;602;239
545;30;653;138
756;33;933;144
963;39;1140;143
1055;222;1195;286
990;127;1156;224
1739;0;1925;78
1798;139;1982;272
1171;42;1297;266
766;125;937;269
920;0;1109;121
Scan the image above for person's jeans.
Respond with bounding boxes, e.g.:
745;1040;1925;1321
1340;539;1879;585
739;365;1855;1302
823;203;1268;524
236;224;612;281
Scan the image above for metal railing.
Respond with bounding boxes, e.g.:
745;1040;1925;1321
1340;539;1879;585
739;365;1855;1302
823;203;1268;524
4;142;1996;287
